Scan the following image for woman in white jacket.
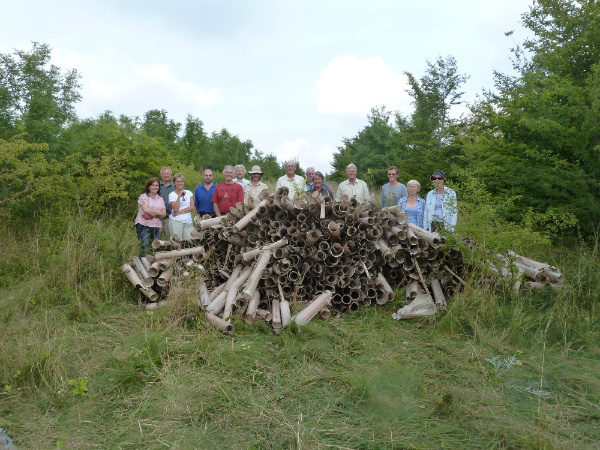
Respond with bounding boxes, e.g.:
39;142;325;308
423;169;457;233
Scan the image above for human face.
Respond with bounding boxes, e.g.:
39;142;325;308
313;175;323;189
203;170;213;184
306;168;314;182
432;176;445;191
251;173;261;182
408;183;419;196
286;162;296;177
149;181;160;196
174;177;185;191
387;169;398;183
161;169;172;184
346;167;357;182
235;167;245;180
223;168;234;182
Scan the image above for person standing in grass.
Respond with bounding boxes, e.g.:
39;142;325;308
381;166;407;208
194;168;217;218
158;166;175;238
336;163;369;203
135;177;166;256
276;160;305;199
244;165;269;204
169;173;195;240
423;169;457;233
234;164;250;186
308;171;334;199
212;165;244;216
398;180;425;228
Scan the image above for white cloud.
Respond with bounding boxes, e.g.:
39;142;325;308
51;48;220;120
316;55;412;116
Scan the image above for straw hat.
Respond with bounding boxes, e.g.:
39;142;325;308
248;165;264;175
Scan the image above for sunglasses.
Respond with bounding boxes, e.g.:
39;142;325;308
431;177;444;181
181;193;186;201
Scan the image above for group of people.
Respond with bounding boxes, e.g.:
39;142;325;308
134;162;457;256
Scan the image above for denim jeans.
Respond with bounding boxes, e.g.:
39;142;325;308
135;223;160;256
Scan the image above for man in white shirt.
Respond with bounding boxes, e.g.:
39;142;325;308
234;164;250;186
276;160;305;199
335;163;370;203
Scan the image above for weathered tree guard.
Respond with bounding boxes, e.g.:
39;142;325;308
122;188;563;333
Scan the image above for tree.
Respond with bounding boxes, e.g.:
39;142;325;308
459;0;600;234
0;138;65;215
0;42;81;143
331;106;399;185
403;55;469;168
180;114;209;170
142;109;181;152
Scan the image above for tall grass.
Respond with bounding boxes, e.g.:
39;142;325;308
0;207;599;449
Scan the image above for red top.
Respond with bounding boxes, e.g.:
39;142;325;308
212;182;244;213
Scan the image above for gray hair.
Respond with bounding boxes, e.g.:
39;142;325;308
313;171;325;181
346;163;357;170
223;165;235;172
160;167;172;175
407;179;420;190
173;172;185;182
234;164;246;172
202;168;213;175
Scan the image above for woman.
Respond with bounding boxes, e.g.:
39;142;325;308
308;171;334;198
169;173;195;240
398;180;425;228
423;169;457;233
244;165;269;204
135;177;166;256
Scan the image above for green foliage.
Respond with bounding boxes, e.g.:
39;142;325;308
0;42;81;143
331;106;400;186
457;0;600;235
0;138;65;215
68;377;88;395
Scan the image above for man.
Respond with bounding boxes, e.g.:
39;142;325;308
234;164;250;186
194;168;217;218
335;163;370;203
381;166;408;208
158;166;176;238
308;171;334;198
276;160;305;199
212;165;244;216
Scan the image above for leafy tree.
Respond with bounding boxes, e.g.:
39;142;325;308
142;109;181;152
180;114;209;170
331;107;399;185
203;128;253;171
0;138;65;214
57;112;177;216
459;0;600;235
249;150;282;180
401;55;469;178
0;42;81;143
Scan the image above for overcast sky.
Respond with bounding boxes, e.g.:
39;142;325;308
1;0;532;172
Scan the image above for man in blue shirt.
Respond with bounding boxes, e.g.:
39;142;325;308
194;168;217;217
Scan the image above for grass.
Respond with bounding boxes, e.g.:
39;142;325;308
1;214;599;449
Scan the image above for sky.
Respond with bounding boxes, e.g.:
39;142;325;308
1;0;533;172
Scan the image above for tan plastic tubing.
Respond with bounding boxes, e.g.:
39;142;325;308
293;290;332;325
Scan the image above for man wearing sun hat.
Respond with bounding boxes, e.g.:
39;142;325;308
244;165;269;204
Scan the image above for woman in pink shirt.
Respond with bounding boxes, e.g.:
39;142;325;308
135;177;166;256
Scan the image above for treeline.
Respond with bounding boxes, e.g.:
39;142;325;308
2;0;600;236
0;44;289;219
331;0;600;236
